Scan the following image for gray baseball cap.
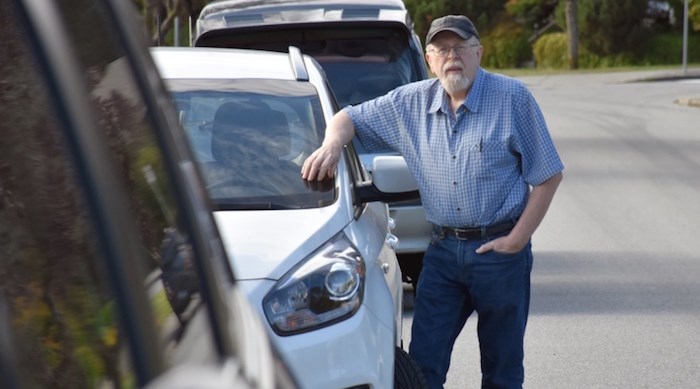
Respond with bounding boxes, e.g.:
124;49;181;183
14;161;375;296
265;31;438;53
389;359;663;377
426;15;480;45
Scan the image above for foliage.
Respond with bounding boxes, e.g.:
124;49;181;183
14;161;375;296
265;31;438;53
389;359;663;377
666;0;700;32
555;0;650;57
404;0;508;46
692;0;700;31
58;0;116;67
404;0;447;45
533;29;700;69
641;31;700;63
532;32;569;68
481;13;534;68
150;0;697;69
505;0;559;31
132;0;209;45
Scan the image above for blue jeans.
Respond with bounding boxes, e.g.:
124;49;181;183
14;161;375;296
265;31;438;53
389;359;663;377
409;228;533;389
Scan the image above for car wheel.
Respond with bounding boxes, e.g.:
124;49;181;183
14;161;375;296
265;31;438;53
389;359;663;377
394;347;428;389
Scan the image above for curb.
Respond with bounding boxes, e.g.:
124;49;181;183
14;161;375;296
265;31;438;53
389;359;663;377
675;97;700;108
632;70;700;109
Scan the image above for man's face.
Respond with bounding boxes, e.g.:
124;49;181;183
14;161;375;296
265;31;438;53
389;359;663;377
426;31;482;95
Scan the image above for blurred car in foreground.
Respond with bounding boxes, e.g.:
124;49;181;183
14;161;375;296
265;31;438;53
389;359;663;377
151;45;427;388
0;0;297;388
194;0;432;290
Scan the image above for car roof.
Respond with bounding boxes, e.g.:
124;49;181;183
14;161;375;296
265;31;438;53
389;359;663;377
197;0;413;34
150;47;309;81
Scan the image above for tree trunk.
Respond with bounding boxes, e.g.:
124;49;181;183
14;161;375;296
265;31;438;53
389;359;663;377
565;0;579;70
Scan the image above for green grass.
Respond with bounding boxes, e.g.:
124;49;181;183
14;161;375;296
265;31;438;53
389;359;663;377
491;63;700;78
426;63;700;79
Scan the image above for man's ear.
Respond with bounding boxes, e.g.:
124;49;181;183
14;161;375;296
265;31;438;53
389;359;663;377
425;51;436;74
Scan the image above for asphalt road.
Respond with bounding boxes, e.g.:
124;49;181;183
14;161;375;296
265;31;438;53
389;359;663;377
401;68;700;388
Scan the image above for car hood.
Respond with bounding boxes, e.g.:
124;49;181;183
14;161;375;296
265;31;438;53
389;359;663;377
214;205;349;281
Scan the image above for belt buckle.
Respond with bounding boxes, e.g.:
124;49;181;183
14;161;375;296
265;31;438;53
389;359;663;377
453;227;475;240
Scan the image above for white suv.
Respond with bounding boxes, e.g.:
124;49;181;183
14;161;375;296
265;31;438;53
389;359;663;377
194;0;433;290
151;46;426;388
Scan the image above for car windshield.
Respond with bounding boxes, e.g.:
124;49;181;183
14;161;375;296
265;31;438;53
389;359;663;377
166;78;335;210
196;26;423;108
319;47;416;107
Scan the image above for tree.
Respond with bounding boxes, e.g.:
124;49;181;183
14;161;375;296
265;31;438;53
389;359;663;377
505;0;559;32
565;0;579;69
404;0;448;44
404;0;508;45
132;0;209;46
575;0;649;57
691;0;700;31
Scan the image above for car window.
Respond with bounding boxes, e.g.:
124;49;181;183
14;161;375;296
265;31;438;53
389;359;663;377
0;1;220;386
165;79;335;210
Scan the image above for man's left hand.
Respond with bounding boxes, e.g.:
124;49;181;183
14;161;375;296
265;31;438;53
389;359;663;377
475;235;524;254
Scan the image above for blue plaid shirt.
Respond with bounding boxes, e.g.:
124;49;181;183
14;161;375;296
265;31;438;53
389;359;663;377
344;67;564;228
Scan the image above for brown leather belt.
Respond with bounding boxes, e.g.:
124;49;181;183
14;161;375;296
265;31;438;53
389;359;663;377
437;220;516;240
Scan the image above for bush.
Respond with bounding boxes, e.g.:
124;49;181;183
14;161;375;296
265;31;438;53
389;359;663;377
533;32;640;69
532;32;568;69
642;31;700;64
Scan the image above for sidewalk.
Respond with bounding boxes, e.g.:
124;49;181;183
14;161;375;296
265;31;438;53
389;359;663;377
516;66;700;108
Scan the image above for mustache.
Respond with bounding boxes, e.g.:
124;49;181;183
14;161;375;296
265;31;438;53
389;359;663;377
442;61;464;72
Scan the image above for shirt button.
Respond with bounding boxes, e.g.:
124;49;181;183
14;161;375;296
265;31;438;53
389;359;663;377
452;155;456;159
457;207;462;211
453;181;457;185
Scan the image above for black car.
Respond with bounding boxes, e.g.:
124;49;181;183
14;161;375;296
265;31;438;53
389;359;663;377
194;0;432;291
195;0;429;107
0;0;297;388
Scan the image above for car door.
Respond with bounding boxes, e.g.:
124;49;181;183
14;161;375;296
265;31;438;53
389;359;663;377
0;0;297;388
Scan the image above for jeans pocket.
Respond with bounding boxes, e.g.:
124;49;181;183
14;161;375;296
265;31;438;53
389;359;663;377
487;249;521;263
489;241;530;262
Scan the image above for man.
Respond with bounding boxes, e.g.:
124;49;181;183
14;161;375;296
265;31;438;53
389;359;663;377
302;14;563;389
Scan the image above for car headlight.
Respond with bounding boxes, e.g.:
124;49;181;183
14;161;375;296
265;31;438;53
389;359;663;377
263;233;365;336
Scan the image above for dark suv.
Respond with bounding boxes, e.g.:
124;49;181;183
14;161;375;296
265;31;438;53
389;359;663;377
0;0;297;388
194;0;432;290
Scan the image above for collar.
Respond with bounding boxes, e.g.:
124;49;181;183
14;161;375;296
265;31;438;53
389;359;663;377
428;67;484;115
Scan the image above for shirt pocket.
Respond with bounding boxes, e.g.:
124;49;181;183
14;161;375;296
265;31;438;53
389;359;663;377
471;140;514;180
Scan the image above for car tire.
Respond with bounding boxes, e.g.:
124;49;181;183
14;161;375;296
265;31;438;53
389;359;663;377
394;346;428;389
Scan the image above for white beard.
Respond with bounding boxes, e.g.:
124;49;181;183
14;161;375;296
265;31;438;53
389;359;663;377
440;61;469;94
441;73;469;94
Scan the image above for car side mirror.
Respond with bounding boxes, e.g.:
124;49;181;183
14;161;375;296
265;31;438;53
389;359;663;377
371;156;418;193
355;155;420;203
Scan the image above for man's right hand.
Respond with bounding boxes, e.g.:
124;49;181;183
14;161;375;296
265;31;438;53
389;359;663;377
301;142;342;181
301;110;357;181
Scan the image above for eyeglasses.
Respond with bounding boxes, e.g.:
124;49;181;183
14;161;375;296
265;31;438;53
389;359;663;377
428;43;480;58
